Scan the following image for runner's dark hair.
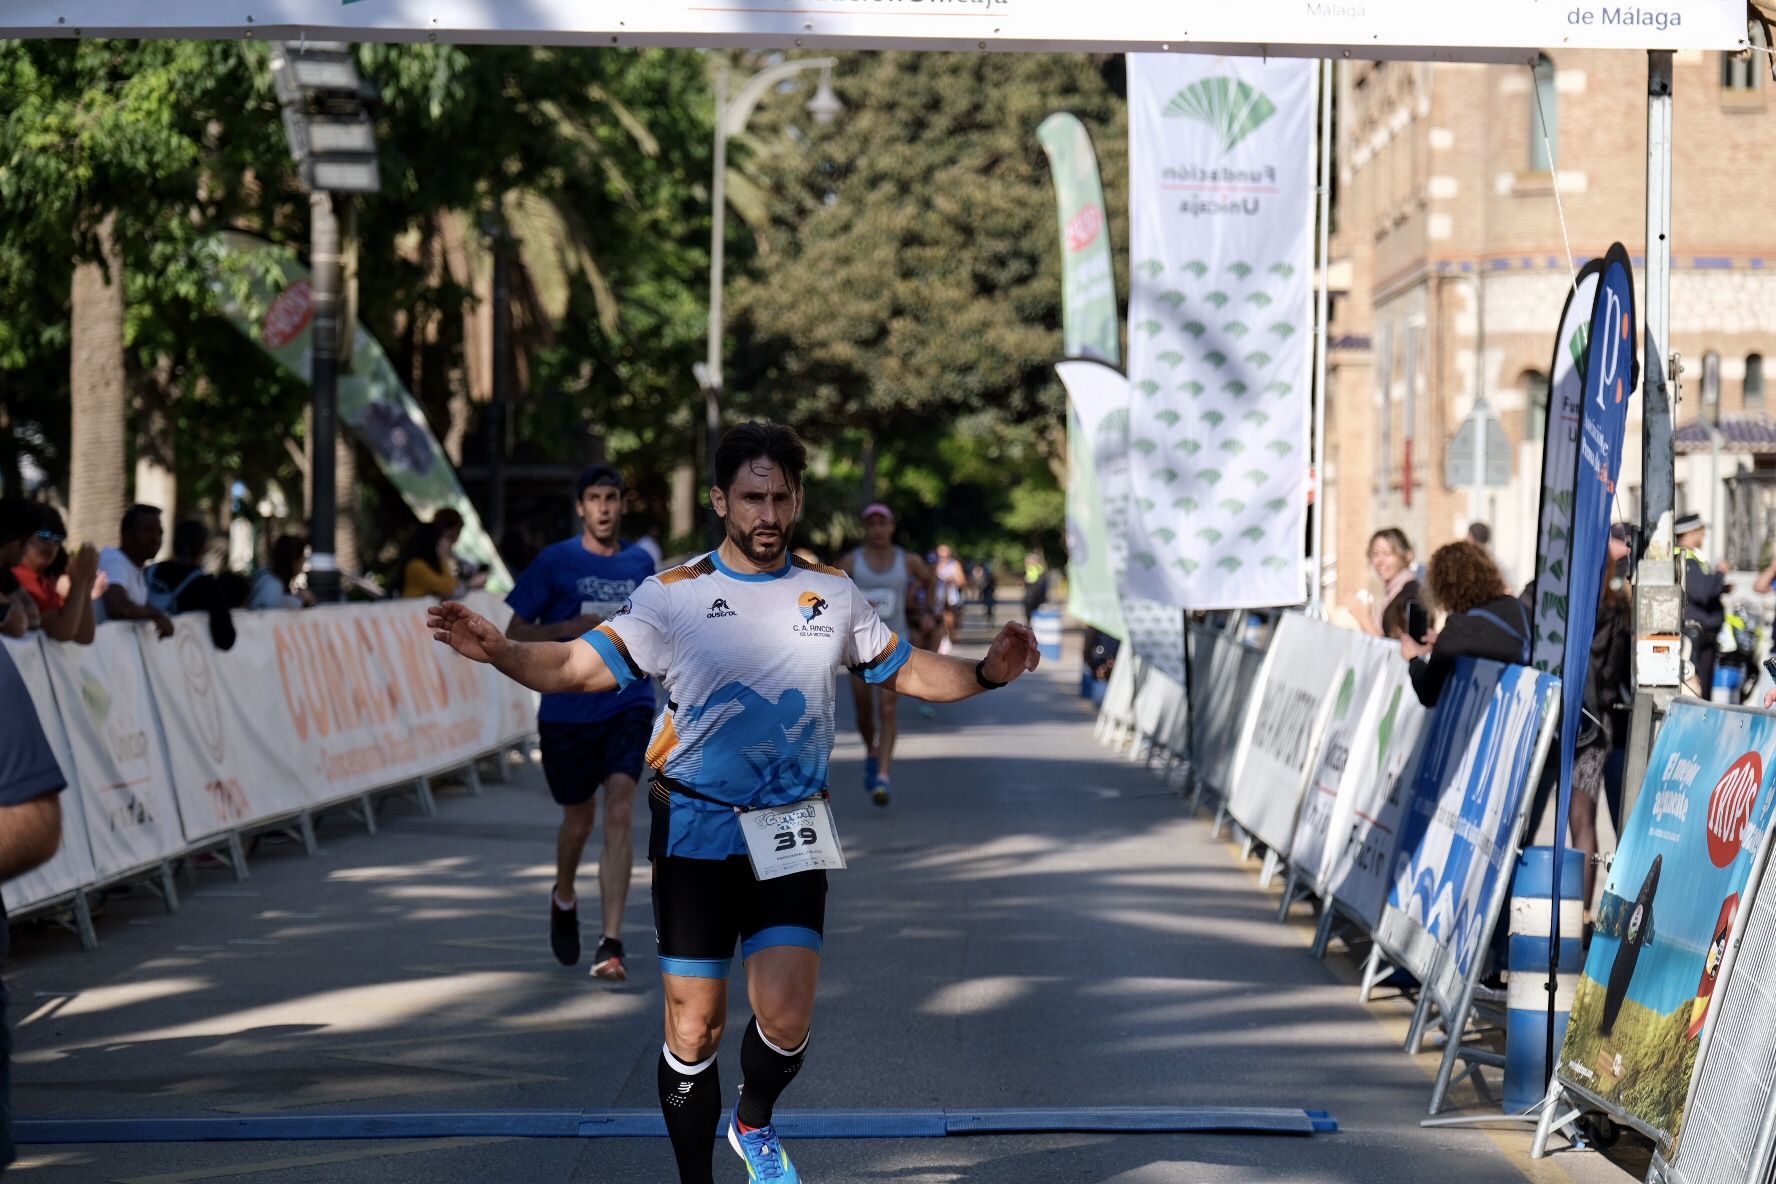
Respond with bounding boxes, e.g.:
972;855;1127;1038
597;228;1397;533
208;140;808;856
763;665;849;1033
712;421;807;493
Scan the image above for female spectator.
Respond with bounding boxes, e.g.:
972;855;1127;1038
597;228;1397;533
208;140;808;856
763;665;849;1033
11;507;100;645
1400;540;1530;707
399;511;488;599
1570;525;1635;909
248;535;315;610
1349;528;1421;640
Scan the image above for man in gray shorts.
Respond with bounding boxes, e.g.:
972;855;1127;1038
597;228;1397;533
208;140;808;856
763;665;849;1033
838;503;935;807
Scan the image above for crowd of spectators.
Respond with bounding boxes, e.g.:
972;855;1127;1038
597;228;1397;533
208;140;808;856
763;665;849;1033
0;498;317;650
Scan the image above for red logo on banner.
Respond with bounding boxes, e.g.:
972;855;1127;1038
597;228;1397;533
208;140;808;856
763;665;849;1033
1707;752;1763;867
263;280;314;350
1064;204;1103;252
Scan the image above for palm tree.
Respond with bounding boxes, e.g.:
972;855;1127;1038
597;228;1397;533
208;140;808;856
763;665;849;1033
69;213;127;548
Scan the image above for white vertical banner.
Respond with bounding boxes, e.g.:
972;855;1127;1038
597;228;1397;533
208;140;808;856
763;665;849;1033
1125;54;1315;609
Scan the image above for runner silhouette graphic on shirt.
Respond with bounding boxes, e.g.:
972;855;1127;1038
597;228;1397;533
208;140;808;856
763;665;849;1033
680;683;821;795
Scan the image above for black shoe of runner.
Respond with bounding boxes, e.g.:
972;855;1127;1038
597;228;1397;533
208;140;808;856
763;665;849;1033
550;896;580;966
591;936;627;982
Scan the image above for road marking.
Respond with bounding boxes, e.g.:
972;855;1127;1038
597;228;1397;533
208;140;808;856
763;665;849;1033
113;1135;518;1183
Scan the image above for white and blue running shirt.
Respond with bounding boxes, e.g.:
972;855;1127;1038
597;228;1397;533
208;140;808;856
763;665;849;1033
585;551;913;859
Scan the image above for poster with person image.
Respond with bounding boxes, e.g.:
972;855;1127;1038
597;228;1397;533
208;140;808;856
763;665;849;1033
1558;698;1776;1149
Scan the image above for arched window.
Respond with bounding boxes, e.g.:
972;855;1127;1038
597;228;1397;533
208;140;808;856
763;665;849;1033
1529;55;1557;172
1524;370;1551;442
1748;354;1766;410
1723;50;1761;93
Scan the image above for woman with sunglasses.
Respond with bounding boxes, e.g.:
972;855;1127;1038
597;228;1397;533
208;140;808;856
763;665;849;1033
11;507;101;645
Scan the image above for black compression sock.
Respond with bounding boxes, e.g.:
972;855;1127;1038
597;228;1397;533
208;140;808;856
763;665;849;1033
734;1017;808;1130
658;1044;720;1184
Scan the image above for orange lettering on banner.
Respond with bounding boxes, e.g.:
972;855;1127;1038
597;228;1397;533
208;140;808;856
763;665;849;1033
296;620;333;737
355;618;401;723
395;619;447;717
274;625;309;741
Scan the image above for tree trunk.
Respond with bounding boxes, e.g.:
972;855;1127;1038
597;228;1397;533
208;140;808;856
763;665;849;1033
69;213;128;548
134;352;177;554
335;433;359;575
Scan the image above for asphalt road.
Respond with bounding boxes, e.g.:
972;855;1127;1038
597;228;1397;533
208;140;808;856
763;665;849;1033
5;626;1633;1183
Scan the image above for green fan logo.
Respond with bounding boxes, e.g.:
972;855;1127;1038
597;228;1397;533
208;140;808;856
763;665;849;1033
1163;77;1278;155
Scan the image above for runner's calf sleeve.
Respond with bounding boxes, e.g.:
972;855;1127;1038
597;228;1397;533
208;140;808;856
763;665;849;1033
658;1045;720;1184
735;1017;809;1129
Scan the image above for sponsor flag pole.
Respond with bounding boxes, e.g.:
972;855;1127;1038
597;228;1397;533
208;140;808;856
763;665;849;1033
1309;58;1332;611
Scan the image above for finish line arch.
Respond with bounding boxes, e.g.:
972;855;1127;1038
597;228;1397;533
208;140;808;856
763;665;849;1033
0;0;1746;58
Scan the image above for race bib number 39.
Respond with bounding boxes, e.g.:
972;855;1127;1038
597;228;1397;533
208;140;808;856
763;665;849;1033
737;794;847;880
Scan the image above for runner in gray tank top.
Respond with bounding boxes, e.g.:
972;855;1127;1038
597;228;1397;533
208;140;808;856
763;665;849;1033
839;503;935;807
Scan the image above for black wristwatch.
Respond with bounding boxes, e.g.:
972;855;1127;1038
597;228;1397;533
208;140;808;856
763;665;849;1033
974;659;1007;690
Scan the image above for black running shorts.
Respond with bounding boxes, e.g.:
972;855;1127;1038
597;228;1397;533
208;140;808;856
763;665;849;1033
652;854;826;979
537;706;654;807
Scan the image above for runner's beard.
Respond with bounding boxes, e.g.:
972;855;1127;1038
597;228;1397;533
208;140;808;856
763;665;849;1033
727;516;792;567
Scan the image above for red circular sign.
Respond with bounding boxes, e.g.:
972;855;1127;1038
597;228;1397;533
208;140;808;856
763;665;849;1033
1065;203;1103;253
263;280;314;350
1707;751;1764;868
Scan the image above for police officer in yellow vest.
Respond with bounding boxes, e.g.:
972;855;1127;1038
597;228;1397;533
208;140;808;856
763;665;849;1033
1676;510;1729;697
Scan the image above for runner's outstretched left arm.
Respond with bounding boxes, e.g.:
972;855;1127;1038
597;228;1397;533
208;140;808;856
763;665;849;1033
429;601;618;694
887;621;1039;702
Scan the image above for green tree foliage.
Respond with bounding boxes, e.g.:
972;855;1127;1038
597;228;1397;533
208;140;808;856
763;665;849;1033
730;51;1127;561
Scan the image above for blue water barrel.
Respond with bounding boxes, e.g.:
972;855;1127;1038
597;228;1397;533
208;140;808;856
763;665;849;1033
1033;609;1064;662
1714;663;1743;704
1504;846;1587;1113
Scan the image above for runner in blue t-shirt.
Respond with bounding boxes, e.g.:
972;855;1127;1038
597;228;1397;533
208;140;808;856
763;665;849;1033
505;465;656;981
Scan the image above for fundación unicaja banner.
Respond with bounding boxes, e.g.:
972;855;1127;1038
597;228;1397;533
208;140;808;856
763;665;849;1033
1039;112;1127;639
1125;55;1314;609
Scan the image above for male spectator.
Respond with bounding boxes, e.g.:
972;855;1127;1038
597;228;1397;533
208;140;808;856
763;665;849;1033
1022;548;1050;623
0;644;67;1172
97;505;175;638
0;502;40;639
146;520;237;650
1675;510;1728;696
1465;521;1491;550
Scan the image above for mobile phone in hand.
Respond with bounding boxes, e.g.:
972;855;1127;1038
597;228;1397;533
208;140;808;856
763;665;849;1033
1764;655;1776;686
1407;601;1429;644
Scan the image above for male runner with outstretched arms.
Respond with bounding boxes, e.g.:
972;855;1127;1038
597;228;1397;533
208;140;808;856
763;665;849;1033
431;421;1039;1183
838;504;936;807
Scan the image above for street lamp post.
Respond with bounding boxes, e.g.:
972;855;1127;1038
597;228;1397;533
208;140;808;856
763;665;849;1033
269;41;380;602
701;58;843;475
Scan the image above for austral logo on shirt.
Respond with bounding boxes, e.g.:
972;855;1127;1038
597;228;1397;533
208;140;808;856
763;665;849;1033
795;591;835;636
707;598;739;619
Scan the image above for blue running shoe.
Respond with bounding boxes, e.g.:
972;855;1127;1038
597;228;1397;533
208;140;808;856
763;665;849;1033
728;1119;800;1181
870;775;891;808
864;753;879;792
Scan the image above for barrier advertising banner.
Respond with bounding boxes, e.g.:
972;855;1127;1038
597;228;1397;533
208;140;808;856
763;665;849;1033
0;1;1743;54
1377;659;1559;988
206;232;511;592
145;596;534;818
1187;621;1266;794
1558;699;1776;1149
0;637;97;912
1125;54;1314;610
40;626;186;882
1289;635;1407;895
1528;260;1604;678
1322;656;1432;928
1225;614;1352;854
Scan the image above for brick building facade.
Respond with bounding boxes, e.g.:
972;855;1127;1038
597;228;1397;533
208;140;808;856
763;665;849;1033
1324;48;1776;615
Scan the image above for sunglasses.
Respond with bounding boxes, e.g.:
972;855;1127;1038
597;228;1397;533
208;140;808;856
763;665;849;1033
33;530;66;544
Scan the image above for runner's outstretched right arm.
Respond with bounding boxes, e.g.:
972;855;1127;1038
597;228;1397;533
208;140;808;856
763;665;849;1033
428;601;617;694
